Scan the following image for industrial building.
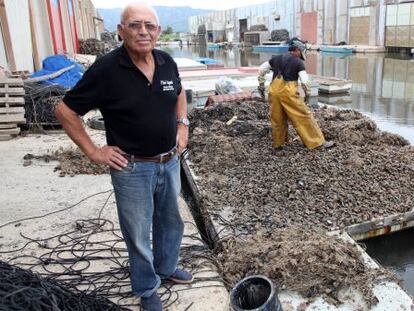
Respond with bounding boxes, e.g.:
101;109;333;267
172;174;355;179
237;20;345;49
0;0;103;73
189;0;414;50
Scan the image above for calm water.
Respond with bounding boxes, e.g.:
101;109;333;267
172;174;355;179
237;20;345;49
162;45;414;144
362;228;414;296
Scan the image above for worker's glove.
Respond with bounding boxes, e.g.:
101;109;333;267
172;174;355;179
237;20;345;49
258;84;266;101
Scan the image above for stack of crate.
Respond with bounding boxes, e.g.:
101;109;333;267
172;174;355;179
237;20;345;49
0;78;25;141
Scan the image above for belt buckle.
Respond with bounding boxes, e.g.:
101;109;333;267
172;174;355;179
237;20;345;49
159;151;169;163
160;149;175;163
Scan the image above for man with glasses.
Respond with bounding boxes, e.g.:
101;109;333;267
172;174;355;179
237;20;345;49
55;3;192;311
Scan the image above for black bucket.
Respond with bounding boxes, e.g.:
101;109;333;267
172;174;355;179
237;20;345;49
230;275;282;311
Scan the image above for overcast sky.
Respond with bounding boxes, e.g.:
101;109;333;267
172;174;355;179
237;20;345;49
91;0;271;10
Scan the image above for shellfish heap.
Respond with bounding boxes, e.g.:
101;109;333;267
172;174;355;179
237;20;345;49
188;101;413;304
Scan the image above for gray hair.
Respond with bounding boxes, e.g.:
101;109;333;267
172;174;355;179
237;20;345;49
121;2;160;25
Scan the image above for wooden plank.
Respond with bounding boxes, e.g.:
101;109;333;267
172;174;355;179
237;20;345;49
28;0;41;71
0;113;25;123
0;87;25;95
0;122;16;129
0;106;24;114
0;127;20;135
0;0;17;71
0;78;23;86
0;97;24;105
347;211;414;241
8;71;30;79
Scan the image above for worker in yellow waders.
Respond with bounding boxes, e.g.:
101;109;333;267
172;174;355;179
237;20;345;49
257;40;334;150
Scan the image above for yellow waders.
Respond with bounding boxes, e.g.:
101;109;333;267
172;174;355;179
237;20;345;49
268;77;325;149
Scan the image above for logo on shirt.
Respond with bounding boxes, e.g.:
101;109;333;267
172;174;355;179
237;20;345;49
160;80;174;92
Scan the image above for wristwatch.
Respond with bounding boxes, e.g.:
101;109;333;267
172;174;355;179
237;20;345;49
177;118;190;126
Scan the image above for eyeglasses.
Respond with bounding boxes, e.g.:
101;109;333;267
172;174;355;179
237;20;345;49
121;21;159;33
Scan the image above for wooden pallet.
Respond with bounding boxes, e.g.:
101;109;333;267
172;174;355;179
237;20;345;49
0;78;25;106
0;127;21;141
0;106;24;114
0;113;25;123
0;78;25;140
8;70;30;79
0;123;17;129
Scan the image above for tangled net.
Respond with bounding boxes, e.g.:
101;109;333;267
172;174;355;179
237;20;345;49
0;260;126;311
23;82;65;130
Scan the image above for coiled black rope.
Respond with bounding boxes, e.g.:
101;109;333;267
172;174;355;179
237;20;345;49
0;190;225;310
0;260;127;311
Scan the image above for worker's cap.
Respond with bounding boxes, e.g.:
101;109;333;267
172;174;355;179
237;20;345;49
290;40;307;60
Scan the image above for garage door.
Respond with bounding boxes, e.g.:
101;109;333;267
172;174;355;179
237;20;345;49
349;7;370;45
385;3;414;47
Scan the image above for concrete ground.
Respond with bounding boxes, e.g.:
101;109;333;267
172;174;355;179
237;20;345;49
0;130;229;311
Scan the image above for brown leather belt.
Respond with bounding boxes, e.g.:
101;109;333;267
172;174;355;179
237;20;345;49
127;148;177;164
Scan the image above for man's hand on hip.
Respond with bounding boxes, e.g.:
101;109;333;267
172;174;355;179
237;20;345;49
176;125;189;155
89;146;128;171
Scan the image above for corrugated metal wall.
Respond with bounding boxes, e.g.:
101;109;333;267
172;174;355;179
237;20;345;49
0;0;100;72
4;0;33;72
336;0;349;43
31;0;53;67
323;0;336;44
59;0;74;55
189;0;394;46
189;1;295;43
0;20;7;69
73;0;84;39
301;12;317;43
47;0;66;54
67;0;78;53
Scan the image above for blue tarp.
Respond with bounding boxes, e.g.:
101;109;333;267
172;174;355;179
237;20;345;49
31;55;84;89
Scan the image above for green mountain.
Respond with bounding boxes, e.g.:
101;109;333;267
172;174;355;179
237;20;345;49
98;6;213;33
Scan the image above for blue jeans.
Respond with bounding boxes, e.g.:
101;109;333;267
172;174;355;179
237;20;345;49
110;155;184;298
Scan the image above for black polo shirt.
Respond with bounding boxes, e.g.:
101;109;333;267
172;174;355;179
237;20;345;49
63;45;182;156
269;53;305;82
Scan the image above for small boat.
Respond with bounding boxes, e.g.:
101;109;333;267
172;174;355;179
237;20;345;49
195;57;220;65
252;44;289;53
319;46;354;54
